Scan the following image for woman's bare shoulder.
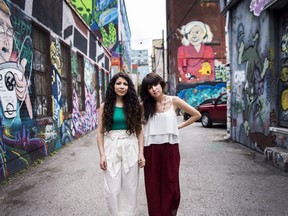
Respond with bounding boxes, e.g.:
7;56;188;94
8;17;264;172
171;95;181;102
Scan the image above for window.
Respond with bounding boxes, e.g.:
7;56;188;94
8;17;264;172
60;43;72;113
217;93;227;105
32;25;51;118
76;54;85;111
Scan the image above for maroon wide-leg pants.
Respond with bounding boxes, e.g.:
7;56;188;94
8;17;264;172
144;143;181;216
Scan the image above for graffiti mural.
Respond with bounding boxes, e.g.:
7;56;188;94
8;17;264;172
50;37;63;129
0;0;107;182
177;21;215;83
177;82;226;109
215;59;228;82
70;0;93;25
229;1;276;152
0;0;32;126
72;87;97;136
237;26;269;137
70;0;118;57
91;0;118;51
250;0;270;17
0;0;48;180
70;55;98;137
279;30;288;122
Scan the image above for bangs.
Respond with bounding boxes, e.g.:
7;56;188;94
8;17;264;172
145;74;161;86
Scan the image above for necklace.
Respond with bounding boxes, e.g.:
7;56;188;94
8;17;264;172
162;95;167;112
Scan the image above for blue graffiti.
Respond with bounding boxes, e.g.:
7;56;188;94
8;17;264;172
178;83;227;108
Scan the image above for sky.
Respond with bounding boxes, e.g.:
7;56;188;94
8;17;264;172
124;0;166;56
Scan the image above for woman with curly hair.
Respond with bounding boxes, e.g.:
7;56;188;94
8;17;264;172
97;72;145;216
140;72;201;216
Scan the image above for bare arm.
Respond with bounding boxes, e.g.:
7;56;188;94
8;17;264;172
97;103;107;170
137;102;146;167
173;96;201;129
137;128;145;168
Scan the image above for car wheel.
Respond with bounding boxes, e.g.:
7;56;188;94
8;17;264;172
201;113;212;128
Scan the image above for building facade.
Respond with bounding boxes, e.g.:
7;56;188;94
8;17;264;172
70;0;132;75
131;49;149;83
0;0;110;181
221;0;288;170
152;39;167;82
166;0;227;115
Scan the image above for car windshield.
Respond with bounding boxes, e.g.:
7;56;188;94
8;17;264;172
217;94;227;104
200;98;215;105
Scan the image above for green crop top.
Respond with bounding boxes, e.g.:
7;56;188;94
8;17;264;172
111;107;128;130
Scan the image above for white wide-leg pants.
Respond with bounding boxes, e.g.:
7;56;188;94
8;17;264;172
103;130;139;216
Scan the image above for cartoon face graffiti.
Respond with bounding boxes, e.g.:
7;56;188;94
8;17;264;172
0;6;13;63
0;0;33;121
186;25;207;47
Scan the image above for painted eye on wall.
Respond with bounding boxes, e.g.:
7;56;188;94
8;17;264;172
5;71;16;91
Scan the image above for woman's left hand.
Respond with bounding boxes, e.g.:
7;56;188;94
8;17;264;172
138;154;146;168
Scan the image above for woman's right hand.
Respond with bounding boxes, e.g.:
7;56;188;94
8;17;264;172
138;154;146;168
100;155;107;170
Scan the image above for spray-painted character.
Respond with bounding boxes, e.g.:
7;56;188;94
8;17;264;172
177;21;215;83
0;0;32;126
238;31;269;135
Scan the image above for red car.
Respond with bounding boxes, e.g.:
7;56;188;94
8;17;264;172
197;93;227;127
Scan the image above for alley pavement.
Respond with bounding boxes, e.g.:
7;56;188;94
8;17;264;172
1;117;288;215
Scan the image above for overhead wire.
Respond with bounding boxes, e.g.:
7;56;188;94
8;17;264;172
165;0;198;42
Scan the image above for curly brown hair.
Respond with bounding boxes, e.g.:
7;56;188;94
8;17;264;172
102;72;142;135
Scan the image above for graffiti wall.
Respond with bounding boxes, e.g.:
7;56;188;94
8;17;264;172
177;21;216;83
167;0;227;96
0;0;109;181
167;1;228;114
70;0;119;57
279;13;288;125
229;0;276;152
177;20;228;84
177;82;227;109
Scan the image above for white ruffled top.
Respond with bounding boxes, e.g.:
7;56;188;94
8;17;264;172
144;96;180;147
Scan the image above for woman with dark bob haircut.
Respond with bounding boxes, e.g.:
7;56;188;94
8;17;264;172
140;72;201;216
97;72;145;216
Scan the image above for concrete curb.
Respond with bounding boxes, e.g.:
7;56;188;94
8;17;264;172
264;147;288;171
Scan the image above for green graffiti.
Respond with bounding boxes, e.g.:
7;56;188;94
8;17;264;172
11;15;33;70
92;7;101;22
108;23;116;44
12;18;32;36
100;23;116;47
70;0;93;25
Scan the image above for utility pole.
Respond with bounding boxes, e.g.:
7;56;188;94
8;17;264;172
162;29;165;81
